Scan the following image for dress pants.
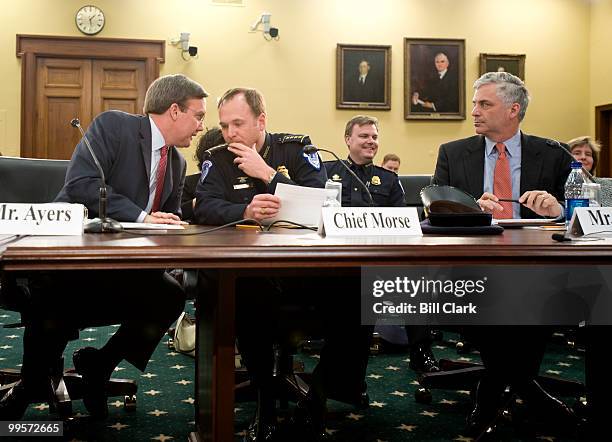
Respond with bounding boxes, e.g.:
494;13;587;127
17;269;185;384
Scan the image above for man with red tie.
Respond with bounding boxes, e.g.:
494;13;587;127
0;74;207;421
432;72;573;438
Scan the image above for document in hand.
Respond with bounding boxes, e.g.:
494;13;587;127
268;183;335;227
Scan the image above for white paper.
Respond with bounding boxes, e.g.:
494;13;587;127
493;218;560;227
120;222;185;230
269;183;335;227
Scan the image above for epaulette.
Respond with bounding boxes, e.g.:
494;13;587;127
373;164;398;176
278;134;311;145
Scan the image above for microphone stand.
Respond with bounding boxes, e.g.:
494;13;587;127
303;145;375;206
70;118;123;233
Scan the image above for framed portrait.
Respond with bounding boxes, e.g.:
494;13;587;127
479;53;526;80
404;38;465;120
336;44;391;110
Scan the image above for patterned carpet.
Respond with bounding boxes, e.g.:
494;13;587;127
0;302;585;441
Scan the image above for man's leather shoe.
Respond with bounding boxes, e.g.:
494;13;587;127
290;399;328;442
408;345;440;373
244;419;281;442
465;379;504;440
73;347;109;419
0;380;31;421
520;380;578;430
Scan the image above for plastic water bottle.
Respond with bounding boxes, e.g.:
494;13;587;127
565;161;589;228
324;179;342;207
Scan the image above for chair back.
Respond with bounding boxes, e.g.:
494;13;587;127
399;175;432;219
0;156;69;203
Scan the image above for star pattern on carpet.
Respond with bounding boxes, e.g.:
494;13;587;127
325;428;338;435
170;364;186;370
32;403;49;411
536;437;556;442
175;379;192;385
420;410;438;417
440;399;458;405
456;390;471;395
385;365;400;371
557;361;571;367
152;434;173;441
181;397;195;404
546;369;562;375
368;373;383;379
0;345;13;349
370;401;387;408
5;334;19;339
390;390;408;397
346;412;364;421
82;337;96;342
109;400;123;408
167;351;179;356
396;423;417;432
108;422;129;430
142;372;158;378
453;436;474;441
113;366;126;372
144;389;162;396
148;409;169;417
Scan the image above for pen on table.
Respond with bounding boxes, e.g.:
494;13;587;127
497;198;520;203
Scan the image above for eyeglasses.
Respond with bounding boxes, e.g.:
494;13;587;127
182;106;206;123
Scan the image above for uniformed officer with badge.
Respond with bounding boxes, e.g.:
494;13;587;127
194;88;356;441
324;115;440;375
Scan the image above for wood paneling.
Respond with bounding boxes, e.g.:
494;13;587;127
17;35;164;159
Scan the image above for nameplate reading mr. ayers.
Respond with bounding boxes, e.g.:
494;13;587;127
0;203;84;235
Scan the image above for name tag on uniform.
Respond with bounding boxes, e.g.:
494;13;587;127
319;207;422;237
233;184;250;190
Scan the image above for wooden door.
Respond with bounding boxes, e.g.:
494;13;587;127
35;58;92;159
92;59;146;116
17;35;165;160
596;104;612;177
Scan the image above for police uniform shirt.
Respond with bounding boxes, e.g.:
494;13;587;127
194;133;327;225
324;157;405;207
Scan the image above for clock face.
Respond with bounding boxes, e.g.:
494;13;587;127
75;5;105;35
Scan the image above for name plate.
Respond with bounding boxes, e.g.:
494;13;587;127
319;207;422;237
0;203;85;235
570;206;612;236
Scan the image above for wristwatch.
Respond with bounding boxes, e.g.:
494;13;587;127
267;171;277;185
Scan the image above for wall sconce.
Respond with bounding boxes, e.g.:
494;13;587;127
169;32;199;60
250;12;279;41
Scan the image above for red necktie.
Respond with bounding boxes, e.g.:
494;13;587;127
493;143;513;219
151;145;168;213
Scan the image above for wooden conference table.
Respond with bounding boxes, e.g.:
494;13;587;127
1;227;612;441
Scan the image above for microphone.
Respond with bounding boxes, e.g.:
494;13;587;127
303;145;374;206
70;118;122;233
202;143;229;159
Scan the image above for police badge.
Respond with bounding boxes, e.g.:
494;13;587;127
371;176;381;185
303;152;321;171
200;160;213;183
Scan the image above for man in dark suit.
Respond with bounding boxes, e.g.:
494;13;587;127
412;52;459;113
0;74;208;420
344;60;384;103
432;71;574;437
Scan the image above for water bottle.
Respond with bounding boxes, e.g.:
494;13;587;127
324;179;342;207
565;161;589;228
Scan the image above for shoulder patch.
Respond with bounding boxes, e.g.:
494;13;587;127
279;134;311;145
200;160;213;184
302;151;321;171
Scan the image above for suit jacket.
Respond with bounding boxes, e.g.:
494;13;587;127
345;74;384;103
432;132;572;218
181;173;200;222
55;110;186;221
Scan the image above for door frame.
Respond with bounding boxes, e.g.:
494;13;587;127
16;34;165;158
595;103;612;177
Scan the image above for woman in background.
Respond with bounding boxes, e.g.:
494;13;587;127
568;136;601;176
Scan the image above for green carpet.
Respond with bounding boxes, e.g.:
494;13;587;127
0;302;584;441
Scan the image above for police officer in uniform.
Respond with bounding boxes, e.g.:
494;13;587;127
325;115;439;374
196;88;362;441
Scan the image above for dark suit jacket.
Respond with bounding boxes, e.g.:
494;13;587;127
412;70;459;113
432;132;572;218
181;173;200;222
55;111;186;221
345;74;384;103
